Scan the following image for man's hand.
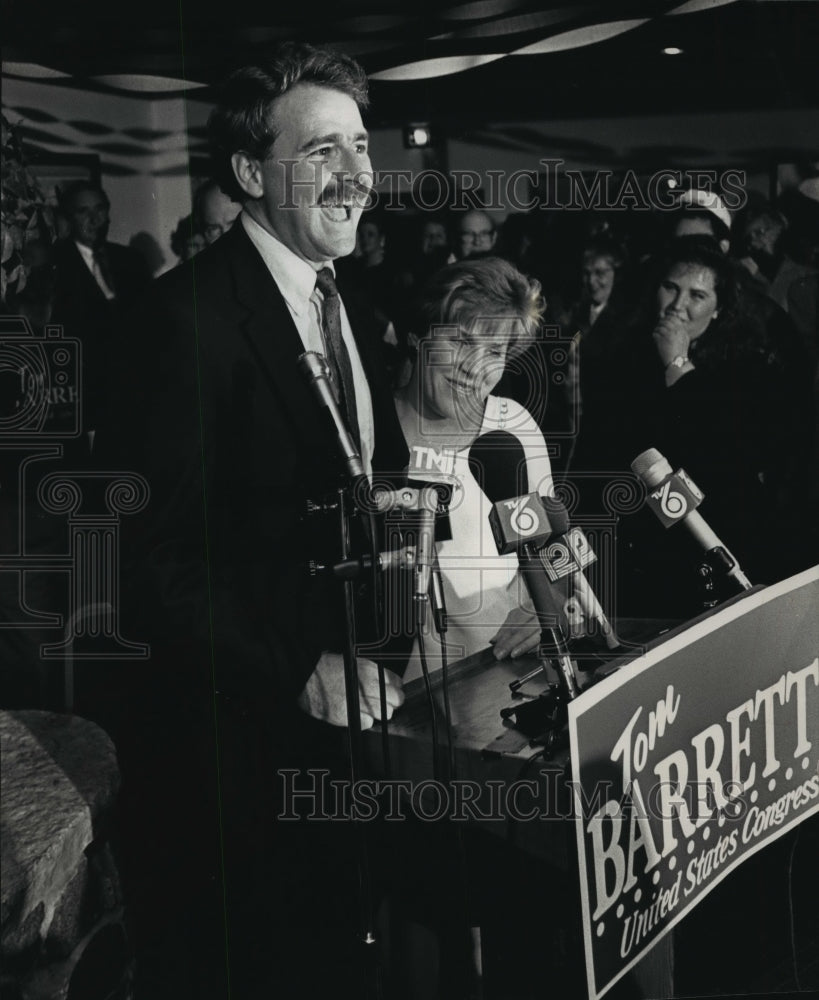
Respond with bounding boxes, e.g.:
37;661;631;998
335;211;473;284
488;607;540;660
296;653;405;729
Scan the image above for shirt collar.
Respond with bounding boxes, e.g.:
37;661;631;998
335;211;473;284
75;241;96;264
241;211;335;317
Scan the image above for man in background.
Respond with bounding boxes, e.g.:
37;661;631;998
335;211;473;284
452;207;497;260
193;177;242;244
51;180;150;434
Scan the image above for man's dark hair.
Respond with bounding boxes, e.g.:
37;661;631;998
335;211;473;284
57;180;109;213
668;207;730;245
208;42;370;201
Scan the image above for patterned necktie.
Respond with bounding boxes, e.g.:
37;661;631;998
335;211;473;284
314;267;360;447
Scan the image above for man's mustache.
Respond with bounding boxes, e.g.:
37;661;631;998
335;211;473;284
317;178;372;209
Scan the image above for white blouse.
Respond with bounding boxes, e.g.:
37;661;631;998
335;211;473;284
402;395;553;681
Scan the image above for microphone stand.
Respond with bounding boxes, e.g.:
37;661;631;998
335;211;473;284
336;488;381;993
298;351;383;996
429;552;478;988
501;544;580;759
429;552;454;781
501;622;576;758
519;542;580;701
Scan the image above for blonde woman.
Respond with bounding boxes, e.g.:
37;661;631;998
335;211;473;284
394;257;553;673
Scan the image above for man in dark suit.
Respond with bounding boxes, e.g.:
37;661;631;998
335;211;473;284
91;43;409;997
51;180;150;435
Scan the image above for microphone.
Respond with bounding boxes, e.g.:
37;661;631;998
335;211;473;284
631;448;752;592
537;515;620;650
406;443;457;542
298;351;365;481
414;486;438;621
468;431;579;698
372;485;439;624
403;441;455;630
326;546;415;579
467;430;556;554
430;552;448;635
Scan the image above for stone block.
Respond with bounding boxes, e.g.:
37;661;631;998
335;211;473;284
1;710;119;946
0;902;43;963
43;859;88;960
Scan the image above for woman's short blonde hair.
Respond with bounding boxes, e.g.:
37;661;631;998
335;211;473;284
412;257;545;359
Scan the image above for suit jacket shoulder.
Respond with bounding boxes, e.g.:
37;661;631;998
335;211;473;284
147;225;407;476
101;223;409;703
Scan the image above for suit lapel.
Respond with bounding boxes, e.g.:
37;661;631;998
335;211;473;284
222;225;328;448
64;240;108;306
220;225;407;474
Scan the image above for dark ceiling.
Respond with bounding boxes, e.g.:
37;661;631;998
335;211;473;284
4;0;819;126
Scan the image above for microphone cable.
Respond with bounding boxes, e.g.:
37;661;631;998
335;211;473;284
431;556;456;783
377;663;392;778
369;502;392;779
440;650;455;783
429;558;475;991
417;629;441;783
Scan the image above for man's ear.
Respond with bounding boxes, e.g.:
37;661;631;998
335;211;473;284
231;152;264;199
719;238;730;255
407;331;420;349
489;230;498;249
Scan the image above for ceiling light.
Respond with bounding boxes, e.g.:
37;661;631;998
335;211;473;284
662;46;684;56
404;125;432;149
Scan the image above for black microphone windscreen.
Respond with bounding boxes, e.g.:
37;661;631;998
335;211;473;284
467;431;529;504
541;496;570;536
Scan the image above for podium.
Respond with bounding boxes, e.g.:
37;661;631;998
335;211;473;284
364;623;677;998
364;567;819;999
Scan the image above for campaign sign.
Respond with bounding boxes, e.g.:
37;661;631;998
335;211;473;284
568;567;819;1000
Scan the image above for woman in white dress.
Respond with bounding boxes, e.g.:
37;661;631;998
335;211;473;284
394;257;553;677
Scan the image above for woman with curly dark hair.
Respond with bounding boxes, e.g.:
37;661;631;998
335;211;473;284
615;235;814;614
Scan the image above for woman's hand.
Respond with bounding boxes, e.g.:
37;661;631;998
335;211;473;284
653;314;697;385
652;313;691;367
488;607;541;660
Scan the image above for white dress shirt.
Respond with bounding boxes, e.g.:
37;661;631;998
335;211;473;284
76;241;115;300
241;212;375;475
588;300;605;328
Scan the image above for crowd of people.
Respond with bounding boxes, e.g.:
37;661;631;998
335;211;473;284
3;38;818;1000
19;154;815;620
